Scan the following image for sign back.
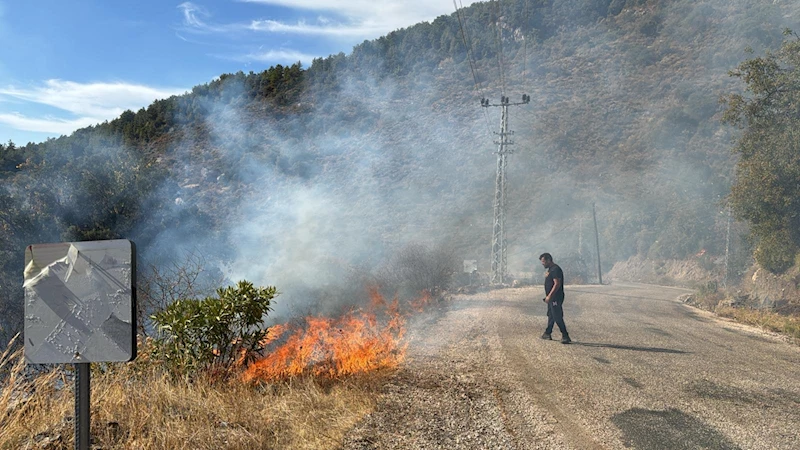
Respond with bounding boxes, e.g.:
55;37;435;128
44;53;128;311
24;240;136;364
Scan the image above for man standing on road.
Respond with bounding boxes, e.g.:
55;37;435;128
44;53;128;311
540;252;571;344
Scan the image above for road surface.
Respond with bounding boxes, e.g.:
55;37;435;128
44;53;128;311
343;283;800;449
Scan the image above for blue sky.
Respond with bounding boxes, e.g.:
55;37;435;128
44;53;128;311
0;0;475;145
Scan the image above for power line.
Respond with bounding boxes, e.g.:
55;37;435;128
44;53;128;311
522;0;530;86
491;0;507;96
453;0;481;95
453;0;493;136
458;0;493;135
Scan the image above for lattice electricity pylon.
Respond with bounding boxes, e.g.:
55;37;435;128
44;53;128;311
481;94;530;284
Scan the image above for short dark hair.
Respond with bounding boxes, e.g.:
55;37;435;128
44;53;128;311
539;252;553;262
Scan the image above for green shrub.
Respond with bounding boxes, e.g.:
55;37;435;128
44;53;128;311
697;280;718;296
754;231;797;275
151;280;277;376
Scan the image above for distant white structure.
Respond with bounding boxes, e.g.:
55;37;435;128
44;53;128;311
463;260;478;274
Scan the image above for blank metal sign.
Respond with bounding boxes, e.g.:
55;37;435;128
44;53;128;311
24;240;136;364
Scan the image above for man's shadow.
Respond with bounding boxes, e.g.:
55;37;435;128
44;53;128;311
571;342;689;354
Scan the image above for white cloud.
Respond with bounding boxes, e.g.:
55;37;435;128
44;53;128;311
247;19;385;37
0;112;100;135
181;0;476;39
0;79;186;135
0;79;185;118
178;2;209;29
177;2;236;33
238;49;317;64
239;0;462;20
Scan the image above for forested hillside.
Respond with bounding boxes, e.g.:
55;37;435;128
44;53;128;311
2;0;799;342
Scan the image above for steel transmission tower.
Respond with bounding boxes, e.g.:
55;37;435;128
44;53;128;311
481;94;530;284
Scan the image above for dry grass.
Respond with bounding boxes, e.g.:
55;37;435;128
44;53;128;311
0;341;383;449
715;306;800;342
691;289;800;343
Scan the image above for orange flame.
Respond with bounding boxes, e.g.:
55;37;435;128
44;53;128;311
232;325;290;368
260;324;289;347
408;290;434;313
242;292;410;383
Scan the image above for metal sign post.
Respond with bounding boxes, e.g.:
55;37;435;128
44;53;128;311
75;363;90;450
23;239;136;450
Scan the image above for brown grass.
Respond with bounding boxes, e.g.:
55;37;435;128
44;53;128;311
0;340;382;449
691;290;800;343
715;307;800;342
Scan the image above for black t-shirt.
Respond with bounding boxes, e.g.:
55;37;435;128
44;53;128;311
544;264;565;301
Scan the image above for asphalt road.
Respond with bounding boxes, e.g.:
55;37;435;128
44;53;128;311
343;283;800;449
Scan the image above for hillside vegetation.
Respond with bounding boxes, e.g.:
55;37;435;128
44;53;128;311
2;0;800;342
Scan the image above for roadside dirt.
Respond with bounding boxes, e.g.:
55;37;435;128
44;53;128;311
606;255;714;286
343;289;573;449
342;283;800;449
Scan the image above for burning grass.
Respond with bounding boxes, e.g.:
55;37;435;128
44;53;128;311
0;343;380;449
243;289;412;383
1;289;443;448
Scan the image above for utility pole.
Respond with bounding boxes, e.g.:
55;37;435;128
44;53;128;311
592;202;603;285
724;208;731;289
481;94;530;284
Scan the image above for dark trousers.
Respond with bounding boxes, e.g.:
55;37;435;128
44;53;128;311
545;299;568;336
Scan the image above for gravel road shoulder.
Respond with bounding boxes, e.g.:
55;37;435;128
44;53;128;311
343;290;577;449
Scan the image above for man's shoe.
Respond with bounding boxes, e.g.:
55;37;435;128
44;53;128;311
561;336;572;344
541;333;552;340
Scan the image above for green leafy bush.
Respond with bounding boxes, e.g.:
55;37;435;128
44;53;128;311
724;30;800;274
151;281;277;376
753;230;797;275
